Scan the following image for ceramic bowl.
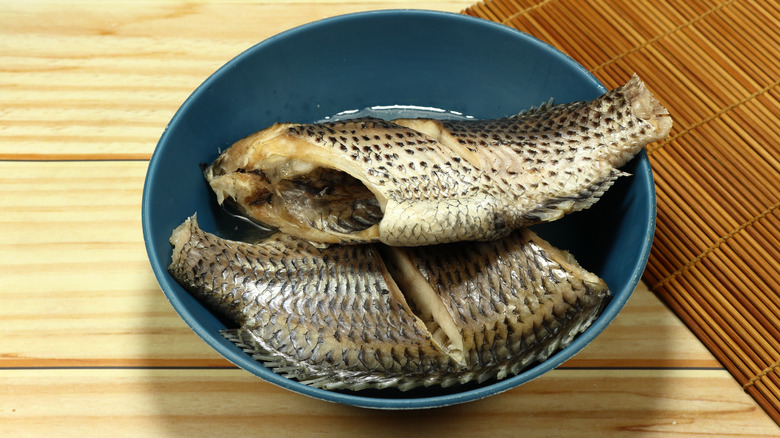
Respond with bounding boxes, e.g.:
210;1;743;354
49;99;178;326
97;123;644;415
142;10;655;409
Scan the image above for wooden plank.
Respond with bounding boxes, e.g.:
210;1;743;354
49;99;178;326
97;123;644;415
1;368;776;437
0;1;474;161
0;161;718;368
0;161;224;366
3;0;778;434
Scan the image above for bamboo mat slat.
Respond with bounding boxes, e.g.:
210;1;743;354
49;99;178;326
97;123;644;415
464;0;780;425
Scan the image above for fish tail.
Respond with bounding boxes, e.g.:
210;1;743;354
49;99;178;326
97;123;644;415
609;74;672;165
625;74;671;130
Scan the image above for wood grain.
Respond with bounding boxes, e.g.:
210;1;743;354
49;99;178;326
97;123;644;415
1;368;776;437
0;1;474;160
0;162;716;369
1;0;779;436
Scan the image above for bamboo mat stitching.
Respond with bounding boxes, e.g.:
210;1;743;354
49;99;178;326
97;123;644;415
744;360;780;390
496;0;552;24
591;0;737;73
651;201;780;290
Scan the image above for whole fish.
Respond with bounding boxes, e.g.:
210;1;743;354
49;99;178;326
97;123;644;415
204;74;671;246
168;215;610;391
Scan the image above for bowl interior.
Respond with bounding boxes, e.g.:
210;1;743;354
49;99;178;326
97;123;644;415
142;10;655;409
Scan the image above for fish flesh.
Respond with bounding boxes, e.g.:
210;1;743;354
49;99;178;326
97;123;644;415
168;215;610;391
204;74;671;246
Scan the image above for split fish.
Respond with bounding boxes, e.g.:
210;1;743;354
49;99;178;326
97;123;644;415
204;74;671;246
168;215;610;391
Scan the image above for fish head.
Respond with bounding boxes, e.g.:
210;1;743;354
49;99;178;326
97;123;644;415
203;123;385;244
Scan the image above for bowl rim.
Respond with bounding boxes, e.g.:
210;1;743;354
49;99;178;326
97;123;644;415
142;8;656;410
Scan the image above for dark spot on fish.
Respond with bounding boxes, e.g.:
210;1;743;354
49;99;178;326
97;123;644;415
248;190;273;205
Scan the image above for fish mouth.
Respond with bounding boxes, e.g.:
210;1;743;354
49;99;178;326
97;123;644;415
206;156;385;243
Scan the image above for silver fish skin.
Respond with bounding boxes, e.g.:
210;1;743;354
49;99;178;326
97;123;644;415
169;215;459;391
168;215;610;391
204;74;671;246
391;232;610;379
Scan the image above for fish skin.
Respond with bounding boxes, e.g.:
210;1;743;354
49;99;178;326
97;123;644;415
204;74;671;246
395;231;610;381
168;215;459;391
168;215;610;391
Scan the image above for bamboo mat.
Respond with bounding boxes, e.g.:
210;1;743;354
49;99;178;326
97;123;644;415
464;0;780;425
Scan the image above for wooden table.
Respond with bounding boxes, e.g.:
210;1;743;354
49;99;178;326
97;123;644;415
2;1;778;436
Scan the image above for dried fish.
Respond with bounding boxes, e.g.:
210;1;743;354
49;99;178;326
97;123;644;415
168;216;609;391
204;74;670;245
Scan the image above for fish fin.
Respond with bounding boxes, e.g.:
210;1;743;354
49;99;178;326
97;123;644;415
511;97;556;117
221;329;436;391
523;169;628;223
220;329;282;364
220;328;320;379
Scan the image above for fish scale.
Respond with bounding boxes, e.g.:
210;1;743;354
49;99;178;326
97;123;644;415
168;215;610;391
204;74;671;246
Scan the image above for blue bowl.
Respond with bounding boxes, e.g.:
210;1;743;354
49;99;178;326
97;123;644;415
142;10;655;409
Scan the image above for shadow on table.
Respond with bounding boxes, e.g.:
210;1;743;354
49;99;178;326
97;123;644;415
142;283;683;435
